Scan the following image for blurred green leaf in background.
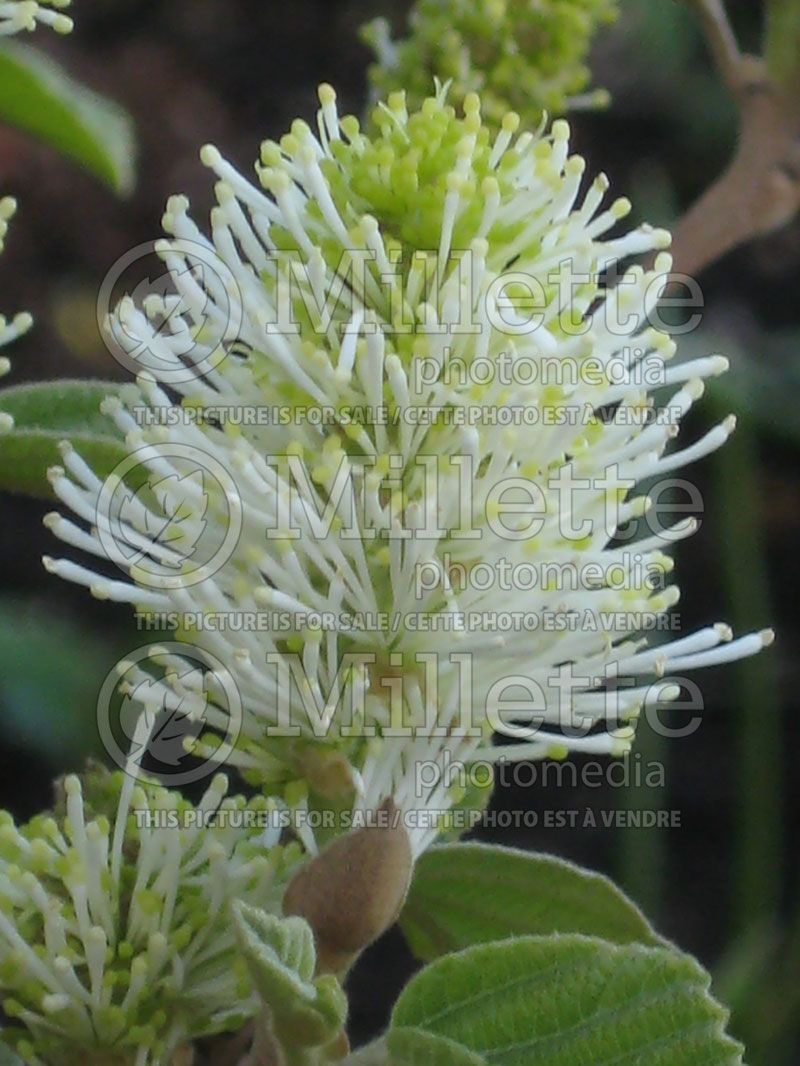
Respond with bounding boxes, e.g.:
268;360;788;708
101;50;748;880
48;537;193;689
0;595;119;768
0;39;135;195
0;378;126;497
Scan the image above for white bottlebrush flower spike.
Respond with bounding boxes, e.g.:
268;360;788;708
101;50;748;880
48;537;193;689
45;85;772;858
0;0;72;35
0;767;304;1066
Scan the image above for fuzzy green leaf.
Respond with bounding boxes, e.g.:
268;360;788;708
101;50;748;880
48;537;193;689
0;379;122;436
392;935;745;1066
400;843;661;960
0;429;126;497
231;901;347;1051
387;1028;487;1066
0;378;126;497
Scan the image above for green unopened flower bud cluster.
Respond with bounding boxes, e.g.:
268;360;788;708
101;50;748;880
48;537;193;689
361;0;618;130
0;767;305;1066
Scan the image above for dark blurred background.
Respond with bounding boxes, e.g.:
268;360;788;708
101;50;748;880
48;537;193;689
0;1;797;1062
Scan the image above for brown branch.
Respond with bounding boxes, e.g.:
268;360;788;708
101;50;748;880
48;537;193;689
667;2;800;276
684;0;744;90
669;61;800;274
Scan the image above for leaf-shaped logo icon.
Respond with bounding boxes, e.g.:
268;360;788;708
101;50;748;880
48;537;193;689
119;669;207;769
116;469;209;565
123;263;209;359
118;678;161;753
98;640;242;784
